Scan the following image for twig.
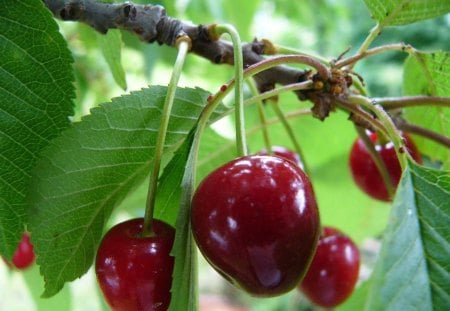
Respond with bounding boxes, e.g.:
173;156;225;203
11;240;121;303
335;43;414;68
375;96;450;110
43;0;312;96
395;119;450;148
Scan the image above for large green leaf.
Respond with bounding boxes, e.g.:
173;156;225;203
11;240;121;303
365;161;450;310
403;51;450;168
27;86;227;297
168;128;199;311
0;0;74;257
363;0;450;26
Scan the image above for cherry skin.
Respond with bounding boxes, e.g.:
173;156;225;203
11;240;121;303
349;132;422;201
191;155;320;297
95;218;175;311
11;232;35;270
258;146;304;169
299;227;360;308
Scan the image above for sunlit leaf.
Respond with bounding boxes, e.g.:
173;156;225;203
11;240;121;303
168;128;198;311
27;86;226;297
363;0;450;26
365;161;450;310
403;51;450;168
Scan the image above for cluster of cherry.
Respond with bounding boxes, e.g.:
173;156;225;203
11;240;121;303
4;132;420;310
94;132;421;310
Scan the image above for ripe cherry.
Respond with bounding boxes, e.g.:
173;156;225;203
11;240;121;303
349;132;422;201
191;155;320;297
10;232;35;270
257;146;303;169
95;218;175;311
299;227;360;308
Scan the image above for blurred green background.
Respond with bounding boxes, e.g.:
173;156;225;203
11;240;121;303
1;0;448;310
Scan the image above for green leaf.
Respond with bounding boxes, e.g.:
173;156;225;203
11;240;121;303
0;0;74;257
365;161;450;310
97;30;127;90
154;128;195;226
363;0;450;26
403;51;450;168
168;127;198;311
27;86;225;297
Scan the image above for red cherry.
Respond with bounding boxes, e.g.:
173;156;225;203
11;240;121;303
299;226;360;308
349;132;422;201
258;146;304;169
11;232;35;270
191;155;320;297
95;218;175;311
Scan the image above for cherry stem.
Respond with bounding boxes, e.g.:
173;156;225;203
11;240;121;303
142;38;191;237
197;109;312;168
247;79;272;154
344;23;382;70
336;43;415;69
271;43;331;65
395;118;450;149
335;98;388;135
374;96;450;109
214;24;247;157
270;101;311;175
189;51;331;182
355;126;396;199
347;95;409;170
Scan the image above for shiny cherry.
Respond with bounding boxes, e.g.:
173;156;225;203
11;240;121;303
258;146;304;169
299;227;360;308
191;155;320;297
95;218;175;311
349;132;422;201
11;232;35;270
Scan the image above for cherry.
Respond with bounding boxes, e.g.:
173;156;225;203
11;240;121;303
299;226;360;308
95;218;175;311
257;146;303;169
10;232;35;270
349;132;422;201
191;155;320;297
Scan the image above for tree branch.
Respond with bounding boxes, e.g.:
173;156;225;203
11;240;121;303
43;0;310;96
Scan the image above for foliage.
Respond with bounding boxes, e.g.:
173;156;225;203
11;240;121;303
0;0;449;310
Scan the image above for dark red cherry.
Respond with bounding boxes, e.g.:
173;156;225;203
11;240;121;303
11;232;35;270
258;146;304;169
95;218;175;311
349;132;422;201
191;155;320;297
300;226;360;308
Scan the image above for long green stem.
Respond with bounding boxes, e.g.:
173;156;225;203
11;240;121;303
347;95;408;170
247;79;272;153
197;109;312;168
142;38;190;237
186;51;329;187
273;43;331;65
271;102;310;174
355;126;395;199
336;43;414;69
346;23;382;70
214;24;247;157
